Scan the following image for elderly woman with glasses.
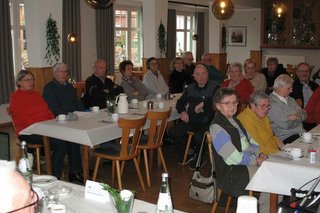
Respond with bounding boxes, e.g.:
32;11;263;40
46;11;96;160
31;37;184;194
210;88;267;198
221;62;254;103
269;74;308;144
238;91;283;155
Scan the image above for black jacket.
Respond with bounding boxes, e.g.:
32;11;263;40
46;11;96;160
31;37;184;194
290;80;318;108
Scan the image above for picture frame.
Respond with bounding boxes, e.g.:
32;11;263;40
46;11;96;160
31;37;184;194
228;26;247;46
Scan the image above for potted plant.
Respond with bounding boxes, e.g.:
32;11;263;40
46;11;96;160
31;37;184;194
45;14;60;65
158;21;167;57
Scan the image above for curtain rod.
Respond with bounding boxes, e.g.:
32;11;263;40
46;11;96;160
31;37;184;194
168;1;209;8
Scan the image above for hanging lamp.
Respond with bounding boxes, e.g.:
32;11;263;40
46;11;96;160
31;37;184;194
212;0;234;20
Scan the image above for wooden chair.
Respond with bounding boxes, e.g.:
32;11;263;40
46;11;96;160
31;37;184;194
205;132;253;213
6;107;43;175
92;116;147;191
137;108;171;187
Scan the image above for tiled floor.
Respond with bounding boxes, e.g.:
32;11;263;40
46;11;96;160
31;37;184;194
1;124;236;213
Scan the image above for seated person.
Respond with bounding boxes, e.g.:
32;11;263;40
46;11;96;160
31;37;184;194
43;63;85;182
290;62;318;130
119;60;148;101
268;74;307;144
261;57;288;94
238;91;283;155
201;53;224;84
83;59;123;108
243;58;267;92
210;88;267;198
143;57;169;99
305;86;320;125
168;57;187;94
183;51;196;85
168;64;219;170
0;160;38;213
221;62;254;103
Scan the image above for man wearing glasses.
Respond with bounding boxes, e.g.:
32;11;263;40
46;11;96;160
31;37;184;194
0;160;39;213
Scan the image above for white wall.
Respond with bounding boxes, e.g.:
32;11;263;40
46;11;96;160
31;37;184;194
224;9;261;64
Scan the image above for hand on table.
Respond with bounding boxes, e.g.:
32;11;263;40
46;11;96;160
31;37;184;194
256;153;268;166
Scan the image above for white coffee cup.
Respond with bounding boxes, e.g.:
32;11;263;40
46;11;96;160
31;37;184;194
50;204;66;213
156;93;162;100
300;132;312;142
56;114;67;121
158;101;165;109
112;113;119;122
90;106;100;113
131;99;138;104
291;148;302;158
142;100;148;108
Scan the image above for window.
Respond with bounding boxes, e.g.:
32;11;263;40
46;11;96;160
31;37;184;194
114;6;143;69
10;0;28;75
176;12;196;58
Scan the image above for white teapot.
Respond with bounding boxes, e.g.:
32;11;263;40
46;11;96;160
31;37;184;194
116;93;129;114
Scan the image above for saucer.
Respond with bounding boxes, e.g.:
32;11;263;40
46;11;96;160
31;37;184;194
33;175;57;187
292;155;304;160
298;138;313;144
48;185;72;197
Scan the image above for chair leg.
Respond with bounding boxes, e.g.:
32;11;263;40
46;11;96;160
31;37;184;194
35;148;41;175
225;196;232;213
138;149;141;164
120;161;126;176
143;149;151;187
157;149;161;168
92;157;101;181
133;158;146;191
115;160;122;190
112;161;115;186
182;133;193;165
211;188;223;213
158;148;168;173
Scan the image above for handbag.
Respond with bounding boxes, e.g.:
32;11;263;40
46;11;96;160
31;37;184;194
189;132;217;203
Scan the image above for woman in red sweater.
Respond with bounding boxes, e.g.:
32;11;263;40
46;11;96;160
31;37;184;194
305;86;320;124
9;70;54;143
221;62;254;103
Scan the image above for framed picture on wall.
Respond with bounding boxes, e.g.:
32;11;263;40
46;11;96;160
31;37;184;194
228;26;247;46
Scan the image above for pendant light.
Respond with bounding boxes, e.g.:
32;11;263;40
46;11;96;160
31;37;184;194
212;0;234;20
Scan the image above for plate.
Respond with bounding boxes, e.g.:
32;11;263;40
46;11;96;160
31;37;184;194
33;175;57;186
48;185;72;197
298;138;313;144
291;155;304;160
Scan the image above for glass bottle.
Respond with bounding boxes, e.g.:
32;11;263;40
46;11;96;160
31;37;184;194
18;141;33;186
156;173;173;213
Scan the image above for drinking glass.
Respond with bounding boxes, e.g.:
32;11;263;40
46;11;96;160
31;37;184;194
106;100;116;116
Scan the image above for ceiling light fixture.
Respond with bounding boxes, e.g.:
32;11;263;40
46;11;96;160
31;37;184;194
84;0;116;9
212;0;234;20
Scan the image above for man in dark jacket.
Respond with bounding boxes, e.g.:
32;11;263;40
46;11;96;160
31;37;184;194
168;64;220;170
43;62;84;182
83;59;123;108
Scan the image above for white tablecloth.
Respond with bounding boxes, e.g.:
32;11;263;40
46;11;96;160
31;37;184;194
246;125;320;196
37;180;185;213
20;96;181;148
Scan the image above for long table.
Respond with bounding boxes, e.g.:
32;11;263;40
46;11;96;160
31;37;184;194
36;178;185;213
20;96;181;182
246;125;320;213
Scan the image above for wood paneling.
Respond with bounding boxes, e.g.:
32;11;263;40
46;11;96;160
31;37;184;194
208;53;227;77
250;50;262;72
27;67;53;95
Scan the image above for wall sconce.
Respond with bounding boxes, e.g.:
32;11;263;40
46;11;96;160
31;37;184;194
67;33;77;43
212;0;234;20
273;1;287;18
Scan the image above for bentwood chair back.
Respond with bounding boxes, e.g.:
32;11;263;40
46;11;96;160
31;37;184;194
92;116;147;191
137;108;171;187
6;107;43;175
205;132;253;213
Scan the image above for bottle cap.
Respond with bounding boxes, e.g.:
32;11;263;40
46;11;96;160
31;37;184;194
162;173;168;178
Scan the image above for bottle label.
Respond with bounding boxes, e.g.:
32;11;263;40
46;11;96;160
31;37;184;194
157;193;173;211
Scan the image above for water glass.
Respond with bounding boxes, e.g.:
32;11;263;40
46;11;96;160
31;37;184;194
106;100;116;115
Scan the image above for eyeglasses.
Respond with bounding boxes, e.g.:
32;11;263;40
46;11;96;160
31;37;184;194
20;78;35;82
150;62;158;65
5;188;40;213
256;104;271;110
220;101;239;107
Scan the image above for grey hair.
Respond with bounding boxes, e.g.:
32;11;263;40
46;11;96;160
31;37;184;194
250;91;269;105
193;64;208;75
183;51;193;58
15;69;34;88
273;74;294;89
52;62;68;72
227;62;243;77
201;52;210;61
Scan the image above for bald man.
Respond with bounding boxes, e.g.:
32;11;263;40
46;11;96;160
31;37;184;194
0;160;37;213
83;59;123;108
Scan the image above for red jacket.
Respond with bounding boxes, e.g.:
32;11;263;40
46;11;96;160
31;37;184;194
305;87;320;124
221;78;254;102
9;89;54;135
